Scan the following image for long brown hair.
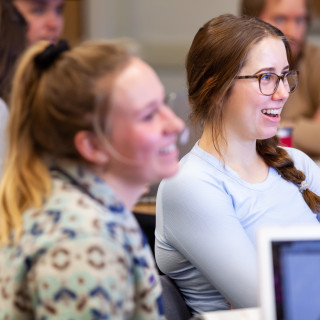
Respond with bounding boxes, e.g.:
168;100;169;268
0;39;133;244
186;14;320;213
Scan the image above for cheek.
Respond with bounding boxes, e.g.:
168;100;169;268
115;128;160;160
130;131;160;158
59;20;64;31
28;20;42;34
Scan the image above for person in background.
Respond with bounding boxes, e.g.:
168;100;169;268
0;39;184;319
0;0;65;175
155;14;320;315
13;0;65;45
0;0;27;175
241;0;320;160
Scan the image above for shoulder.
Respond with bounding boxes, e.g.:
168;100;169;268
158;147;234;210
22;177;142;254
282;146;320;173
305;43;320;57
301;43;320;71
162;146;226;192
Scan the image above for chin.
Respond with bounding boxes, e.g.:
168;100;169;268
259;129;278;140
153;165;180;183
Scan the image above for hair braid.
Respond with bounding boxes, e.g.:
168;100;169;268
257;136;320;213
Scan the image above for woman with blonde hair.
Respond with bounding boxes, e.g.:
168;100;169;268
155;14;320;314
0;39;184;319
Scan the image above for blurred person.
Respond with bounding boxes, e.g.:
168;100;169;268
0;0;27;175
13;0;64;45
241;0;320;160
0;0;64;175
0;0;27;102
155;14;320;314
0;39;184;319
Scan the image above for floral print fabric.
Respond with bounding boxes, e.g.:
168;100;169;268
0;163;164;320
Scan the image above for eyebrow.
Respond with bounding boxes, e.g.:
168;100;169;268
254;65;290;74
26;0;56;4
132;101;163;120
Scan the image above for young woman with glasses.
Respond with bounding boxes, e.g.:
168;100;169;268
155;14;320;314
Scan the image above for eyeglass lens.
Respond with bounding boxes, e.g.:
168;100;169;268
260;72;298;95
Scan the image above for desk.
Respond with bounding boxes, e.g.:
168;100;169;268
133;203;156;215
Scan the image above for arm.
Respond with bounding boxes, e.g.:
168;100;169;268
159;176;258;308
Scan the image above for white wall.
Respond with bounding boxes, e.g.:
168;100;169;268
82;1;320;94
83;0;239;94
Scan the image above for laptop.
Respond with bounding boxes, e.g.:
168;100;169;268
191;224;320;320
138;90;202;204
257;224;320;320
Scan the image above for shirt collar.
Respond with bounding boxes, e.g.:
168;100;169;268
50;161;125;213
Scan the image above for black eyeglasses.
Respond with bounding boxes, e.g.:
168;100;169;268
236;70;299;96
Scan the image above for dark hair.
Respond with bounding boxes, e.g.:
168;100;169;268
186;14;320;213
186;14;291;144
0;0;27;103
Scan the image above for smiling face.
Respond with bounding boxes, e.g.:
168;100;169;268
259;0;308;64
14;0;64;45
105;57;184;185
223;36;290;142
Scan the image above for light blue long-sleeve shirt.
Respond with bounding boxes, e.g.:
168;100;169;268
155;143;320;314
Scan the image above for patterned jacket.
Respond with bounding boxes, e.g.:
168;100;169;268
0;162;165;320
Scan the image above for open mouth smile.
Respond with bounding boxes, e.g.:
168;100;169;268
159;143;177;155
261;108;281;118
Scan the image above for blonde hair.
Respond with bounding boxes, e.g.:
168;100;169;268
0;39;133;245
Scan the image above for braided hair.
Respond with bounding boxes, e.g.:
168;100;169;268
186;14;320;213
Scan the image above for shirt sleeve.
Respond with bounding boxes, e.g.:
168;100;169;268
157;173;258;309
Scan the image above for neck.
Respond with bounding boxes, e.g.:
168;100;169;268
100;171;147;211
199;125;268;183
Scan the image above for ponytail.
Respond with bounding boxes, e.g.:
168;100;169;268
0;41;52;245
257;136;320;213
0;40;133;245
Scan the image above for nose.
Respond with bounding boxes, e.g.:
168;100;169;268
282;21;297;41
272;79;289;101
46;12;63;31
282;18;306;47
163;106;185;135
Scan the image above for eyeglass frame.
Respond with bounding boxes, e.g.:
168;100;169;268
236;70;299;96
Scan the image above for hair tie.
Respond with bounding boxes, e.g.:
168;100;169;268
34;39;69;71
299;180;309;193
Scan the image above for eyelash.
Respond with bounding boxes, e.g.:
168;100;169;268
143;112;156;121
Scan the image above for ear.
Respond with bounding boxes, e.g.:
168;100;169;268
74;131;109;165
